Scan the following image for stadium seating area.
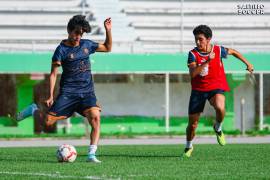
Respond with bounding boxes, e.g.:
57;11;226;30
0;0;269;53
0;0;137;52
120;0;270;53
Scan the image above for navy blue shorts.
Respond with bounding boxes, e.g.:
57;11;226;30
188;89;224;114
48;92;100;118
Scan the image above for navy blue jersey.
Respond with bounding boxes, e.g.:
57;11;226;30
52;39;98;94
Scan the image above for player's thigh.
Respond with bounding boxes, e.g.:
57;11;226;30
209;93;225;110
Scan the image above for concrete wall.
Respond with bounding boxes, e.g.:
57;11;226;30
94;75;255;129
234;79;255;130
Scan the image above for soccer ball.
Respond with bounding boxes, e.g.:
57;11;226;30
56;144;77;162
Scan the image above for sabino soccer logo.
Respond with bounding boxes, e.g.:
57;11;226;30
237;3;264;15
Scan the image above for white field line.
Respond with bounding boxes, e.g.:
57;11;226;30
0;171;120;180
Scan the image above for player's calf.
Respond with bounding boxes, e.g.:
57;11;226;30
16;103;38;122
45;114;67;126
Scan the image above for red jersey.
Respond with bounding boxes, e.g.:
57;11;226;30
188;45;229;91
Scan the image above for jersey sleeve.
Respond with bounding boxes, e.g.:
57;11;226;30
220;46;228;59
187;51;196;67
52;45;63;65
86;40;99;54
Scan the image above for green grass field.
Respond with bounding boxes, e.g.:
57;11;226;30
0;144;270;179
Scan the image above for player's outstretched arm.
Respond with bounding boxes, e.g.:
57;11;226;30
227;48;253;73
96;18;112;52
45;64;59;107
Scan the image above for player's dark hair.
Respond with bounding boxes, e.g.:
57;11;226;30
193;25;212;39
67;15;91;34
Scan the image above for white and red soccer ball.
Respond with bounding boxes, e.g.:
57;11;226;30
56;144;77;163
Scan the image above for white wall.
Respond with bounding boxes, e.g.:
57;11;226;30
234;79;255;130
94;74;255;129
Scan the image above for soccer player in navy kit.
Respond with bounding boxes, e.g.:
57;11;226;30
45;15;112;163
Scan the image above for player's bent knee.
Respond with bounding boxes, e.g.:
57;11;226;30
86;113;100;126
83;107;101;128
90;116;100;123
188;122;198;130
191;123;198;130
215;105;225;113
89;117;100;130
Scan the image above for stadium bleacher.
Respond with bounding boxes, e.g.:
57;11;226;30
0;0;137;52
0;0;269;53
120;0;270;53
0;0;98;51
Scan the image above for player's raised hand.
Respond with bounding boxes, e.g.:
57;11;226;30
104;17;112;31
45;97;54;107
207;47;215;62
246;63;254;73
206;43;214;62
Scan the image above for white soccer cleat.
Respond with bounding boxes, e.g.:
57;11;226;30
87;154;101;163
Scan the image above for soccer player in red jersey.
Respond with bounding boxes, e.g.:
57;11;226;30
183;25;253;157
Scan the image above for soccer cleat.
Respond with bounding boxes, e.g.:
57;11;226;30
214;128;226;146
16;103;38;122
182;147;193;158
87;154;101;163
